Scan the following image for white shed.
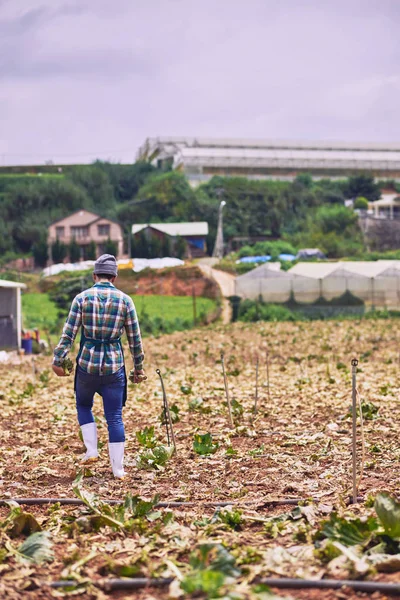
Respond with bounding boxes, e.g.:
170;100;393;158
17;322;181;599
0;280;26;349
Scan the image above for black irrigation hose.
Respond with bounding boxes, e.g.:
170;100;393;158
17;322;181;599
48;577;400;594
258;578;400;595
0;497;321;508
50;578;174;591
0;495;364;508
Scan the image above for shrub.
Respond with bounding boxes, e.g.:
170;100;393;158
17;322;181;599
354;196;369;210
238;300;300;322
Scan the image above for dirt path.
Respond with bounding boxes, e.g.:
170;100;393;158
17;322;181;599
198;261;236;324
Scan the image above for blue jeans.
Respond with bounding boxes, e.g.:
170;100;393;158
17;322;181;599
75;366;125;443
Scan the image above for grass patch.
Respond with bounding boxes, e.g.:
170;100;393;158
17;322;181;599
133;295;215;321
21;293;217;338
22;293;62;330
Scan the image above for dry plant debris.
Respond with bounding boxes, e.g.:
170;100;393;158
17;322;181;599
0;319;400;599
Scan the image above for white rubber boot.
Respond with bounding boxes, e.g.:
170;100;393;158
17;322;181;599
108;442;125;479
80;422;99;464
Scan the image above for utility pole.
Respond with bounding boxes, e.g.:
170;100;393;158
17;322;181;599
212;188;226;260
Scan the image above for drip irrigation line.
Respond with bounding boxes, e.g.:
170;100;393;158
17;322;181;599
0;496;363;508
47;577;400;594
258;578;400;594
50;578;174;591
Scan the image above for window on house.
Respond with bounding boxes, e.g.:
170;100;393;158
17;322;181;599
56;226;65;239
98;224;110;236
71;226;89;239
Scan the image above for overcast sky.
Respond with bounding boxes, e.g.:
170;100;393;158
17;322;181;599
1;0;400;165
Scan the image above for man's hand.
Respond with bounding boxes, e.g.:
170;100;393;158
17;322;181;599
129;368;147;384
52;364;69;377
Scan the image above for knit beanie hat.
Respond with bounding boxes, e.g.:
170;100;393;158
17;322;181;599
94;254;118;277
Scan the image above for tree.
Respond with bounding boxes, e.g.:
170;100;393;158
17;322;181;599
32;237;49;267
51;239;67;263
315;205;358;234
117;171;199;226
68;165;114;214
86;240;97;260
175;236;187;259
95;161;156;203
290;205;365;258
104;238;118;256
295;173;313;188
345;175;380;202
69;238;81;263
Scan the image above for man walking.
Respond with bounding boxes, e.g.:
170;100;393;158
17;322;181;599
52;254;145;479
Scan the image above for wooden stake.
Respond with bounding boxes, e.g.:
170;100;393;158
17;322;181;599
266;349;271;403
156;369;177;453
351;358;358;504
253;354;259;415
221;352;234;428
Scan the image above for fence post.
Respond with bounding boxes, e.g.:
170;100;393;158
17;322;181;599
351;358;358;504
192;285;197;326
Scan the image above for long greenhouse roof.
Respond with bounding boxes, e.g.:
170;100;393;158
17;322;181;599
138;137;400;172
139;136;400;153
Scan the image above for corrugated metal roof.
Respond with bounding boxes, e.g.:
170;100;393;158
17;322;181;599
132;222;208;236
0;279;27;289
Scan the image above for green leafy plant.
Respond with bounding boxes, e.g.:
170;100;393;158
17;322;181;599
218;508;243;530
248;444;265;457
318;512;378;546
225;398;244;421
39;369;50;386
1;502;41;537
7;531;54;564
180;384;192;395
181;543;240;598
193;433;219;455
225;445;238;457
346;400;380;421
72;472;163;530
61;357;74;375
188;396;211;413
135;444;174;470
360;401;380;420
375;493;400;540
136;426;158;448
159;403;180;424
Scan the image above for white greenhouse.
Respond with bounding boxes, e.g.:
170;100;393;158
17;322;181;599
235;261;400;309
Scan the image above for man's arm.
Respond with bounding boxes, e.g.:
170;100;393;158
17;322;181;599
125;297;144;372
53;296;82;369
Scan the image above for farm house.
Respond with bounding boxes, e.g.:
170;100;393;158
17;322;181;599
0;279;26;349
235;260;400;309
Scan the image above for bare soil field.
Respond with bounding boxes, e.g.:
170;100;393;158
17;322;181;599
0;319;399;599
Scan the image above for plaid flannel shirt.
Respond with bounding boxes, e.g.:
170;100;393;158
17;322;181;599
53;282;144;376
